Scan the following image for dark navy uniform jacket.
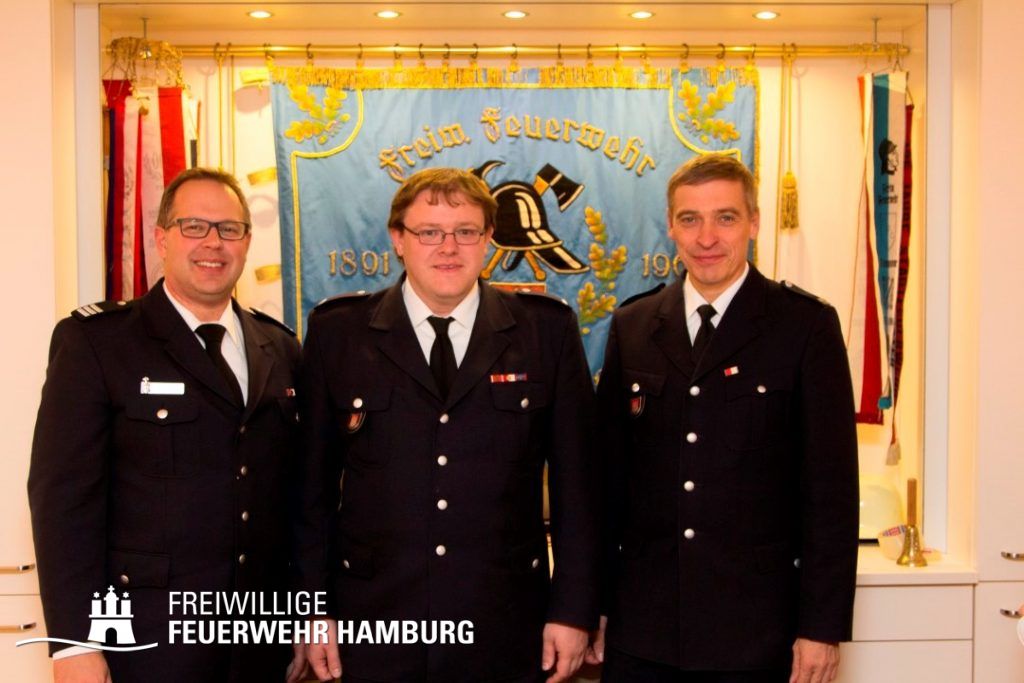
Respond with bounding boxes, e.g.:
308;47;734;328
28;281;300;682
295;279;600;682
597;266;859;671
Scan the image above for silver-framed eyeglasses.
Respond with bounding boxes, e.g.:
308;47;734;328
402;226;486;246
168;217;251;241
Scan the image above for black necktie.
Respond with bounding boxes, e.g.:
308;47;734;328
427;316;457;400
691;304;717;362
195;323;245;406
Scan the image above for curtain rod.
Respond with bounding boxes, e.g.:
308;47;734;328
170;42;909;60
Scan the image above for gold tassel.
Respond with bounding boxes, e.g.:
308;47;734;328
780;170;799;230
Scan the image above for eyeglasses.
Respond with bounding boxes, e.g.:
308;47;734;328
168;217;251;241
402;226;487;246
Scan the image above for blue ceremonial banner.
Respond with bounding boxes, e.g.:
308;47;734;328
270;65;758;373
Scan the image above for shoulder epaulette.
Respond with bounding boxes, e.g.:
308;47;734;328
249;307;296;337
619;283;665;308
514;288;570;307
781;280;828;305
312;290;372;314
71;299;132;321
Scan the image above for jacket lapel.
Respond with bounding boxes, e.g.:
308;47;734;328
237;303;276;421
652;279;696;378
141;281;241;407
444;283;513;409
370;281;441;400
692;265;770;382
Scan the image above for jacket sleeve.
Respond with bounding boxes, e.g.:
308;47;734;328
594;316;628;614
293;313;344;615
27;319;112;655
544;310;601;630
795;304;860;642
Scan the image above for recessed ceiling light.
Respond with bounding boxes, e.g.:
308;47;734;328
754;10;779;20
376;10;401;19
247;10;273;19
504;10;528;19
630;10;654;20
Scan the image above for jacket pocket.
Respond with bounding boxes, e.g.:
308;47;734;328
490;381;549;460
120;395;201;477
108;548;171;588
722;368;794;451
337;385;392;468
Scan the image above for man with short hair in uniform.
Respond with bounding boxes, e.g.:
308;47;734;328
589;154;859;683
297;167;599;683
29;168;306;683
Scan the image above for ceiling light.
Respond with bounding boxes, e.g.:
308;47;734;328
630;10;654;20
376;10;401;19
247;10;273;19
754;10;779;20
504;10;528;19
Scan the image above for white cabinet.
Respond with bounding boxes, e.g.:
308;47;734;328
974;581;1024;682
0;594;51;681
836;641;973;682
835;581;974;683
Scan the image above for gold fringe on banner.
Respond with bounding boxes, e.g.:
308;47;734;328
270;65;691;90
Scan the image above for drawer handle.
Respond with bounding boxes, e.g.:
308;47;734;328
999;608;1022;619
0;622;36;633
1001;551;1024;561
0;563;36;574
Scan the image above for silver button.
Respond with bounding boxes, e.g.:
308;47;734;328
437;455;448;466
531;558;540;569
689;385;700;397
686;432;698;443
439;413;450;424
353;397;364;409
520;397;530;409
156;408;168;420
119;574;129;585
794;558;801;569
631;382;640;393
683;481;695;492
238;554;247;564
435;545;447;557
437;499;448;510
757;385;767;394
239;424;247;434
342;559;351;569
241;511;249;522
683;528;695;540
239;465;248;477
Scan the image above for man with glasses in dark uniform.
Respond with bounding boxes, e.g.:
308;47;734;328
297;167;599;683
29;168;306;683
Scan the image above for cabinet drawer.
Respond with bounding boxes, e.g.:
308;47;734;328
974;581;1024;683
852;585;973;640
0;594;51;680
835;641;972;683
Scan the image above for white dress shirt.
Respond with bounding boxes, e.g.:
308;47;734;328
164;282;249;404
683;262;749;343
402;280;480;367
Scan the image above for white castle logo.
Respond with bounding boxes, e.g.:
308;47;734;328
87;586;137;645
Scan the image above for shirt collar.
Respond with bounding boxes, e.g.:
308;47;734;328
402;279;480;333
683;261;749;320
162;281;242;348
